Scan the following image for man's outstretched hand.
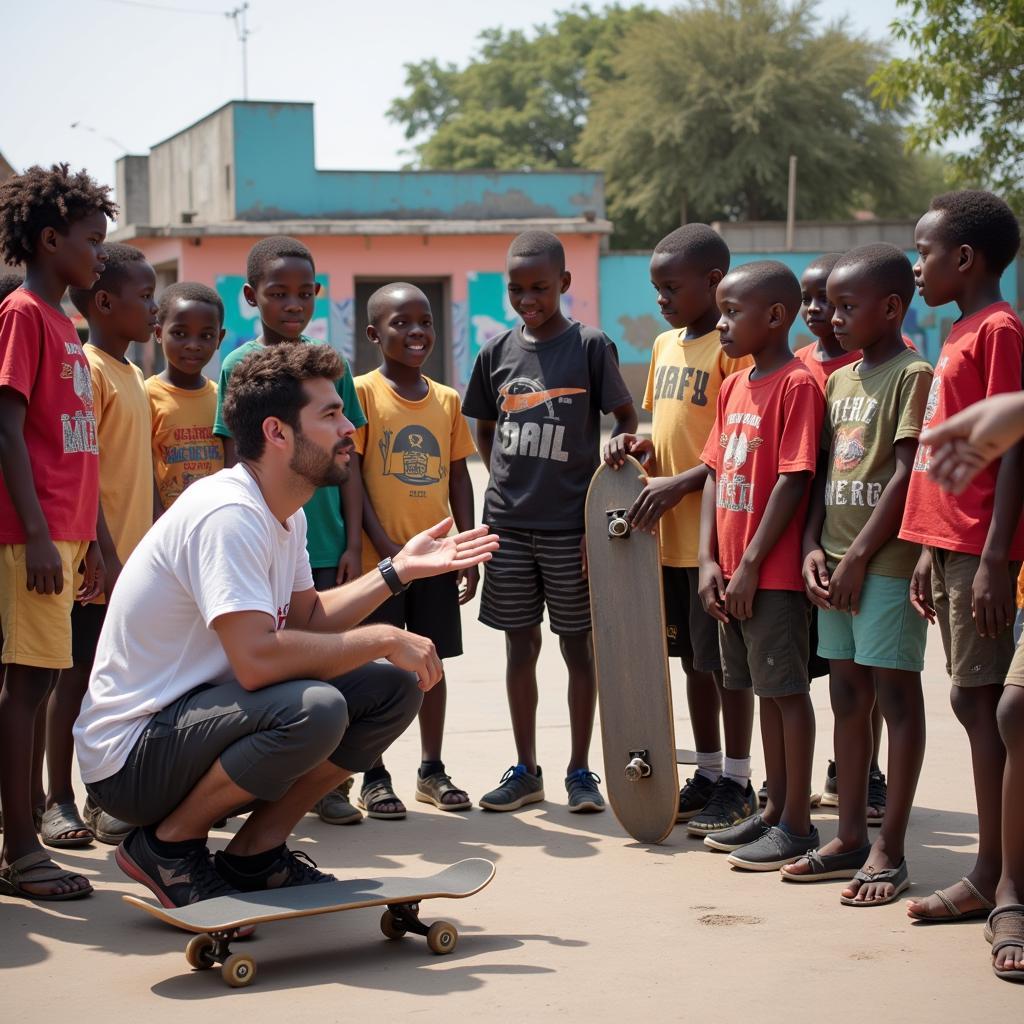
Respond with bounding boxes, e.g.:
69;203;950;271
393;519;499;584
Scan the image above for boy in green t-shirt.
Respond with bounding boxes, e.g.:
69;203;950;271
213;236;366;826
787;244;933;905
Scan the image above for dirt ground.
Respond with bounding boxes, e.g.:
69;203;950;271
2;456;1020;1020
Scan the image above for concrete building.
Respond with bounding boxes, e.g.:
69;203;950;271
111;100;610;389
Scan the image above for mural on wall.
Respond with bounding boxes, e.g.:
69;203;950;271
599;252;1018;368
215;274;333;366
330;298;356;364
451;300;469;392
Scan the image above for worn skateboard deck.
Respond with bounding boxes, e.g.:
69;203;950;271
124;858;495;987
586;458;678;844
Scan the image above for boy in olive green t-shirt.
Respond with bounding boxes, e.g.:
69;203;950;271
788;244;933;907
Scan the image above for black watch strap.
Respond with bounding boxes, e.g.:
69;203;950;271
377;557;408;596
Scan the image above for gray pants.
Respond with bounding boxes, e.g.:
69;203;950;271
87;661;421;827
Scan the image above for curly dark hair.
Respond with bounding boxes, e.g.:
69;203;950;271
928;190;1021;275
0;163;117;266
223;342;344;460
0;271;24;305
245;236;314;288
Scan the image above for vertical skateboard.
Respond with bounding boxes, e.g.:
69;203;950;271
585;457;678;844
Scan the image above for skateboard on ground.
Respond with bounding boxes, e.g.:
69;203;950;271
586;457;678;844
124;857;495;988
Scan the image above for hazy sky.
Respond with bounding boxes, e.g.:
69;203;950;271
3;0;909;192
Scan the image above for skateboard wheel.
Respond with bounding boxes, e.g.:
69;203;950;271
380;909;407;940
185;934;216;970
426;921;458;955
222;953;257;988
607;515;630;538
625;756;651;781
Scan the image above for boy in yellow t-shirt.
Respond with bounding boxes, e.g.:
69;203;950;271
147;282;225;513
45;244;157;848
352;282;477;820
604;224;757;834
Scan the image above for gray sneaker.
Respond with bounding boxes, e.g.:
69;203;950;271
314;778;362;825
703;813;771;852
479;764;545;812
565;770;605;813
727;824;820;871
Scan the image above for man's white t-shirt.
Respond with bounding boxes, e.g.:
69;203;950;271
74;464;315;784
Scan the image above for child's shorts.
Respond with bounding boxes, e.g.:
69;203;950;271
718;590;811;698
367;571;463;659
817;573;926;672
931;548;1021;687
71;600;108;668
663;566;720;672
479;527;590;636
0;541;88;670
1005;635;1024;687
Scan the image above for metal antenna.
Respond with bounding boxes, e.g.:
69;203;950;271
225;3;251;99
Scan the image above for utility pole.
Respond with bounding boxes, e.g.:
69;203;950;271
785;155;797;251
226;3;250;99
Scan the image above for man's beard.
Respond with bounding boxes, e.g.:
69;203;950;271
289;430;350;488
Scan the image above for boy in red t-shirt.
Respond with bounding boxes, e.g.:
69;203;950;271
0;164;116;901
697;260;824;869
899;190;1024;928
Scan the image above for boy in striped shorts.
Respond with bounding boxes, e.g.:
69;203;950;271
462;230;637;813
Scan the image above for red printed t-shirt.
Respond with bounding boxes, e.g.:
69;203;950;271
701;360;824;590
0;289;99;543
901;302;1024;558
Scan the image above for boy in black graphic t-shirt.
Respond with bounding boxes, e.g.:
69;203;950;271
462;230;637;813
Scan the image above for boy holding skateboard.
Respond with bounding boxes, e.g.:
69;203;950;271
697;260;824;869
604;224;758;833
352;282;478;818
462;230;637;813
783;244;933;902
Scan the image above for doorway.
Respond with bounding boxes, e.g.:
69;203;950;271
354;278;449;386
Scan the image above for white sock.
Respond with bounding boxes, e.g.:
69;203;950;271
695;749;723;782
722;755;751;788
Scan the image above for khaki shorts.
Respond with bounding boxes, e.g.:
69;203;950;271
1004;639;1024;688
930;548;1021;688
718;590;811;698
0;541;87;670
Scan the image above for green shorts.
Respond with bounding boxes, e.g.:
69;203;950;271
817;572;926;672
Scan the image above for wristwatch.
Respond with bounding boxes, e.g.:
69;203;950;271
377;557;409;596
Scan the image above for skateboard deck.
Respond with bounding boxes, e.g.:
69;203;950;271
586;457;678;844
124;857;495;987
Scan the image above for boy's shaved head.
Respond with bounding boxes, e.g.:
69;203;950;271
157;281;225;325
68;242;149;316
246;236;315;287
654;224;730;275
927;190;1021;274
367;281;429;325
830;244;916;309
803;252;843;279
507;230;565;272
726;261;802;325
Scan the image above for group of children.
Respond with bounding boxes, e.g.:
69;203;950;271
0;162;1022;982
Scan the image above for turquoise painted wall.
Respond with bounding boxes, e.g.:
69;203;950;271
231;104;604;222
599;251;1020;367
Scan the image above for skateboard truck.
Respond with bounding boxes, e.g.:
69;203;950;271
607;509;630;538
625;749;652;781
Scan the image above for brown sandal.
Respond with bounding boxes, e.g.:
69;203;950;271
907;876;994;922
0;850;93;901
989;905;1024;983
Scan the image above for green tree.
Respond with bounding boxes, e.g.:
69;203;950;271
871;0;1024;210
386;5;655;169
578;0;924;245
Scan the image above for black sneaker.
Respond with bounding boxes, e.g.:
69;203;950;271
867;768;887;826
703;813;771;852
479;764;545;811
115;827;236;908
727;824;820;871
214;846;336;892
677;773;716;822
820;760;839;806
565;769;605;813
757;780;767;807
685;778;758;836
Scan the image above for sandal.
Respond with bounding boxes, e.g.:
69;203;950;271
780;843;872;882
40;803;94;849
0;849;93;901
988;905;1024;983
907;876;994;922
840;859;910;906
358;777;407;820
415;769;472;811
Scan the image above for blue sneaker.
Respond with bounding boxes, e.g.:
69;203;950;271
565;769;605;813
479;764;545;811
